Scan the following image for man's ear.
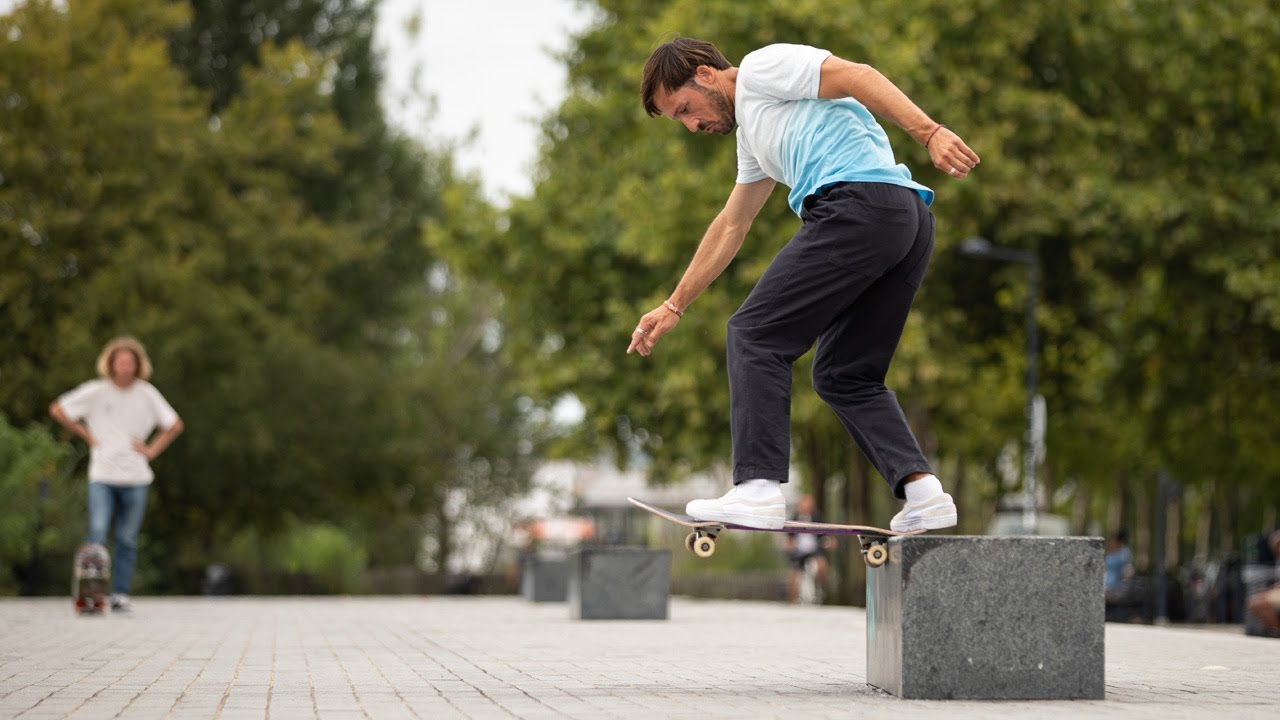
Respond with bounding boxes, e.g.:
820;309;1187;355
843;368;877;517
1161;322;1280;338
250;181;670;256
694;65;717;86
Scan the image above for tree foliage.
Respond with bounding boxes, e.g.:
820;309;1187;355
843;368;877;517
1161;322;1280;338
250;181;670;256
435;0;1280;577
0;0;532;593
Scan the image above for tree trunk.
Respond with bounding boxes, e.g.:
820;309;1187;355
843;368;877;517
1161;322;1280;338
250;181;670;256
811;426;829;516
797;422;831;516
435;486;452;575
835;462;853;605
1042;461;1055;515
1134;475;1150;570
1221;483;1238;559
841;451;873;607
1072;477;1091;536
951;453;967;533
1111;471;1131;539
855;451;873;522
1195;483;1212;563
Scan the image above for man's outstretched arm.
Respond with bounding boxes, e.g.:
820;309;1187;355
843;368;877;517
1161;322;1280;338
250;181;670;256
628;177;776;356
817;56;980;179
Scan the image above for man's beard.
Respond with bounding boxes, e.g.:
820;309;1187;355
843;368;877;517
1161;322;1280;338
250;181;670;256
696;85;736;135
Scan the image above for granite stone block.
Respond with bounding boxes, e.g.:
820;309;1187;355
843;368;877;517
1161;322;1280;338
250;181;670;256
569;547;670;620
867;535;1105;699
521;555;569;602
1243;563;1278;637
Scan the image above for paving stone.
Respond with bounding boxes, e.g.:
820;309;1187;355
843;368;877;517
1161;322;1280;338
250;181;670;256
0;596;1276;719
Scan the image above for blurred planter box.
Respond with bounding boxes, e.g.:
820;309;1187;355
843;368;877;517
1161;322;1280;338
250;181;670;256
570;547;670;620
522;554;569;602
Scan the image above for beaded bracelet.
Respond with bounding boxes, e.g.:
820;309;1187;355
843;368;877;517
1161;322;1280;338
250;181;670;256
664;300;684;317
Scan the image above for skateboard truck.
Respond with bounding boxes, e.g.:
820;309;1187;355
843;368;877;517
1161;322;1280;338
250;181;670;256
858;536;889;568
684;529;720;558
686;527;889;566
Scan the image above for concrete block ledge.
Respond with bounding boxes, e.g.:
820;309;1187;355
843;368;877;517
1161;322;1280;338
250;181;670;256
867;535;1105;700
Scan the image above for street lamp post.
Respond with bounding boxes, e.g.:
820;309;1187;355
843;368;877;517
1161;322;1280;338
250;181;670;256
960;237;1041;533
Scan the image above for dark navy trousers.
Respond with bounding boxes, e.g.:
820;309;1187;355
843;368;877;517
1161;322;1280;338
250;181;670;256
727;182;935;499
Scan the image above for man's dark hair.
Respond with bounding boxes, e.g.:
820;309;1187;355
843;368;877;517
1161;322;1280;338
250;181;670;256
641;37;731;117
1113;530;1128;544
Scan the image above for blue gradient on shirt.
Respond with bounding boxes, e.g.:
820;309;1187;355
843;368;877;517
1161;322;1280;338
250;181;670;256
781;98;934;216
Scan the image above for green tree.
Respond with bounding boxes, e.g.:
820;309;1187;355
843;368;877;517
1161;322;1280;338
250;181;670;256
1;0;529;591
0;416;78;595
436;0;1280;601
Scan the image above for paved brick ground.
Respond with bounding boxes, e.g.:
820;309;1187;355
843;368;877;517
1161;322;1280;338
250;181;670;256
1;596;1276;719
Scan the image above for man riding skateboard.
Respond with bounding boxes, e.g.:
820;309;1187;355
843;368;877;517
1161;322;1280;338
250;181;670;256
627;38;978;532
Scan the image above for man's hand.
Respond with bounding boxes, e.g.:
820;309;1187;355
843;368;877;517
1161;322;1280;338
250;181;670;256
927;126;980;179
133;418;183;460
49;401;95;447
626;304;681;357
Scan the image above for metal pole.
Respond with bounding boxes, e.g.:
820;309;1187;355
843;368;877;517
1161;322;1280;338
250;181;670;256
1023;258;1039;534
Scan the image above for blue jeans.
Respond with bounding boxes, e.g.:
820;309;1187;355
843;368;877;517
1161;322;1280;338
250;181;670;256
87;482;150;595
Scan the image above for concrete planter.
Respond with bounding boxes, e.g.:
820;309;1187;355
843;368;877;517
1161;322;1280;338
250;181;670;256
569;547;670;620
867;535;1105;699
521;554;569;603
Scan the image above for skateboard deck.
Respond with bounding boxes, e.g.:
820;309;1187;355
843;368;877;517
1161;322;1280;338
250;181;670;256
628;497;921;567
72;543;110;615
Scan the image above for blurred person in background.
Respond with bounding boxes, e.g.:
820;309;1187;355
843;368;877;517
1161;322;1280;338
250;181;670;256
1104;529;1134;601
50;336;183;612
1245;531;1280;637
785;494;835;604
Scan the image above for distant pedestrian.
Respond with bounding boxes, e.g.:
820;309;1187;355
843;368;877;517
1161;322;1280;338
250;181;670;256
785;494;835;604
1104;530;1134;601
50;336;183;612
1245;531;1280;636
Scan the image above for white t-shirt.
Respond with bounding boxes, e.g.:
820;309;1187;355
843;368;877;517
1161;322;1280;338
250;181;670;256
734;43;934;216
57;379;179;485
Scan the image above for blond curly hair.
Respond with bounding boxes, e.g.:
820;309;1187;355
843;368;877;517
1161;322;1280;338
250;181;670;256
95;336;153;381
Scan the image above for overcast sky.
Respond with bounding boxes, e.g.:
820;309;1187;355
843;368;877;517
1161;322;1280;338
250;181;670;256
375;0;598;205
0;1;594;204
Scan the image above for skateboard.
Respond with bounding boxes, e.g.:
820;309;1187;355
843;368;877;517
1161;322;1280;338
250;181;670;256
72;543;111;615
628;497;922;568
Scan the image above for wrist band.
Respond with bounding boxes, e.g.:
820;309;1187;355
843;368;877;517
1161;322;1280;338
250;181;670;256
925;124;946;148
664;300;684;317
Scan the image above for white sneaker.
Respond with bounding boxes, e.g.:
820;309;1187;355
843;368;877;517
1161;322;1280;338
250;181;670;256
686;484;786;530
891;493;958;532
110;594;132;613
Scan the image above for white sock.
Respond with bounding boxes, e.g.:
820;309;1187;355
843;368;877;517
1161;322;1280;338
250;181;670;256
734;478;783;500
904;475;944;503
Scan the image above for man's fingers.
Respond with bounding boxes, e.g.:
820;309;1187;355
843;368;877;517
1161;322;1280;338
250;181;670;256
628;303;680;356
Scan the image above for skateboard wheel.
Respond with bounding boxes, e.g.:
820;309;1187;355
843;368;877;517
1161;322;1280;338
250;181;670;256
693;536;716;558
685;532;698;553
865;543;888;568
